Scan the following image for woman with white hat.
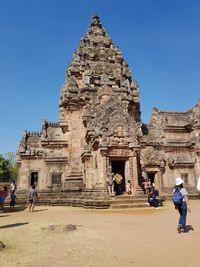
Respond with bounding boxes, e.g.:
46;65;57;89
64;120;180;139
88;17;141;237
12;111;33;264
173;177;191;233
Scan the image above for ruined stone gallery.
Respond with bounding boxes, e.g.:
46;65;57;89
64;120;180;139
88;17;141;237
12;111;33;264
17;15;200;204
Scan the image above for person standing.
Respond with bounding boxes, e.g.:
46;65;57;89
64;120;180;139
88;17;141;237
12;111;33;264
173;177;191;233
0;186;8;212
114;173;123;195
126;180;132;195
28;185;38;212
10;180;17;195
10;193;18;211
148;179;151;189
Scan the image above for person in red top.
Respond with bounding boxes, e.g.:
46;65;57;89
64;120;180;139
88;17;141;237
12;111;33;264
0;186;8;212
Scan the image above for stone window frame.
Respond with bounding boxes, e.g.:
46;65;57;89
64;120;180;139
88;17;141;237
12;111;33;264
51;172;62;185
181;172;189;185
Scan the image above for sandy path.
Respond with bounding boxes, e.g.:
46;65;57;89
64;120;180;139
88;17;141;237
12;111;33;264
0;201;199;267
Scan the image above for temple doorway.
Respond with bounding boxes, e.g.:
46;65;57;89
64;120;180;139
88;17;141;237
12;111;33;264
111;160;125;195
147;173;155;186
30;172;38;186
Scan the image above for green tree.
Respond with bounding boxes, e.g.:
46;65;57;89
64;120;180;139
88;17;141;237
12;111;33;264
0;152;18;182
0;154;10;182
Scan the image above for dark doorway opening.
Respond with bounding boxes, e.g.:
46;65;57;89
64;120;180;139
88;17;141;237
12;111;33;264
147;173;155;186
111;160;125;195
30;172;38;186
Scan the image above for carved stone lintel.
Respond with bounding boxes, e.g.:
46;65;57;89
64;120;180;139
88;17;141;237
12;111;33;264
108;148;130;158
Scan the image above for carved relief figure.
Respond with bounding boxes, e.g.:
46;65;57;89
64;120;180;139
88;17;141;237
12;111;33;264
106;166;115;196
42;118;48;138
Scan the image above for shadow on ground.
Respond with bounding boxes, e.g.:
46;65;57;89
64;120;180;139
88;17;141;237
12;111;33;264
0;222;29;229
32;208;48;212
3;205;27;213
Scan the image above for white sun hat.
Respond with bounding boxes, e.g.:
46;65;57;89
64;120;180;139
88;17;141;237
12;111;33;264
175;177;184;186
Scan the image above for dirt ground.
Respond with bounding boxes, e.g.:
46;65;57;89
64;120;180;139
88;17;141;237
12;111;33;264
0;200;199;267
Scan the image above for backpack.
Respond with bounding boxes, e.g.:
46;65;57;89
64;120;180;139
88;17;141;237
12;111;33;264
172;188;183;205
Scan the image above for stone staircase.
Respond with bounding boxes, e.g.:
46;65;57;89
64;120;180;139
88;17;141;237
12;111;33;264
14;185;148;209
109;195;147;209
49;193;148;209
135;185;145;195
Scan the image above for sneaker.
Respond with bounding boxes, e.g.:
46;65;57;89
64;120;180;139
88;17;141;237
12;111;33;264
177;225;182;233
181;228;187;233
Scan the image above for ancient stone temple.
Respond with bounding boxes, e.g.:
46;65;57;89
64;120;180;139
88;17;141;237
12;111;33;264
17;15;200;206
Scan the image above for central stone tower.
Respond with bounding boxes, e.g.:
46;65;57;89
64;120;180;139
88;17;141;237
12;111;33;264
59;15;142;195
16;15;200;206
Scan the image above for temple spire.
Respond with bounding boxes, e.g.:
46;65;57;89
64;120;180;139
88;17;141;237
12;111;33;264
60;14;140;120
90;14;102;28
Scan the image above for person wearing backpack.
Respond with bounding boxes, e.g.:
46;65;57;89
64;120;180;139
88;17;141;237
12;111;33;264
173;177;191;233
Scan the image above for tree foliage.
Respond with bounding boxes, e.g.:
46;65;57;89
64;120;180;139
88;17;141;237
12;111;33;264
0;152;18;182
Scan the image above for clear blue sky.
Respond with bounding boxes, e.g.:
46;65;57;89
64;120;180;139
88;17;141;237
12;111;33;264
0;0;200;154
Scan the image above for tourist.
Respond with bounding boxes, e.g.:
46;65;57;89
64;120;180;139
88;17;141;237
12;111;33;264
0;186;8;212
142;178;148;194
28;185;38;212
173;177;191;233
114;173;123;195
146;186;159;208
148;179;151;189
10;193;18;211
126;180;132;195
10;180;17;195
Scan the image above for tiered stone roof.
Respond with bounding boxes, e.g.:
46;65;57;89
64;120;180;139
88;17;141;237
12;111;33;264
60;15;140;118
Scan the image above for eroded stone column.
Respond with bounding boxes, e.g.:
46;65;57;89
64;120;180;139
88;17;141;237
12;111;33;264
131;156;139;194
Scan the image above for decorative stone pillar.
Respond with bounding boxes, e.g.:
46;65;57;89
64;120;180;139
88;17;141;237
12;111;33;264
155;170;162;191
99;148;108;189
195;150;200;184
142;171;148;180
131;156;139;194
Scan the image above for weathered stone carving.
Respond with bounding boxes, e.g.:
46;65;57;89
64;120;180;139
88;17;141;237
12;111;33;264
189;101;200;125
140;147;166;167
83;97;142;150
22;129;29;151
41;118;48;138
106;165;115;196
168;154;195;167
108;148;130;157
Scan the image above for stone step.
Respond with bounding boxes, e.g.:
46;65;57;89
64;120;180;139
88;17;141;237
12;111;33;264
51;198;110;209
110;203;147;209
110;198;147;204
114;195;146;200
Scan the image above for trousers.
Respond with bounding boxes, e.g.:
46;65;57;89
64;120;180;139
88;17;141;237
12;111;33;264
177;202;187;229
